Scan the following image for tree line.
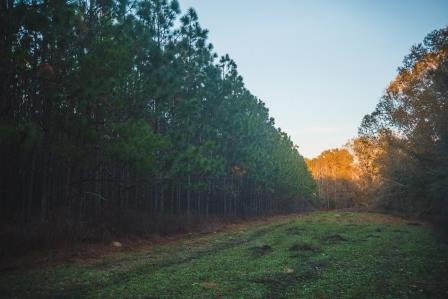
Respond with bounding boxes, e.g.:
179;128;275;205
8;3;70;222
307;27;448;226
359;27;448;224
306;148;361;209
0;0;316;235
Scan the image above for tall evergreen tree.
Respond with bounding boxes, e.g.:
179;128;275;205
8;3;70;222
0;0;315;236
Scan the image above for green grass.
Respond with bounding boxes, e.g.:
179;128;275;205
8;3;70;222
1;212;447;298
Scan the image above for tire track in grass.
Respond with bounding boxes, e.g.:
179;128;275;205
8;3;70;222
52;223;291;297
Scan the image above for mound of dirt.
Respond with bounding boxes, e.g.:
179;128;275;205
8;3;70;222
407;222;422;226
286;227;303;236
289;242;320;252
249;244;273;257
323;234;347;243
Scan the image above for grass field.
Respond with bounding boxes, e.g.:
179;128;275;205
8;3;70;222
1;212;447;298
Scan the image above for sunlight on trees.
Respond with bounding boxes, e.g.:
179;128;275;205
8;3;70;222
359;27;448;224
306;148;360;209
306;27;448;223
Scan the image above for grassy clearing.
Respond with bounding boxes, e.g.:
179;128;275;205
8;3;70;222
1;212;447;298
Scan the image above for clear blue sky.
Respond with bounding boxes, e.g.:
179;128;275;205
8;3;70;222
178;0;448;158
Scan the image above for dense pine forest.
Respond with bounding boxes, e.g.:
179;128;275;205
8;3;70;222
1;1;448;298
1;0;447;253
0;0;316;245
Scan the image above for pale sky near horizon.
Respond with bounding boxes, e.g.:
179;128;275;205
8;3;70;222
178;0;448;158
